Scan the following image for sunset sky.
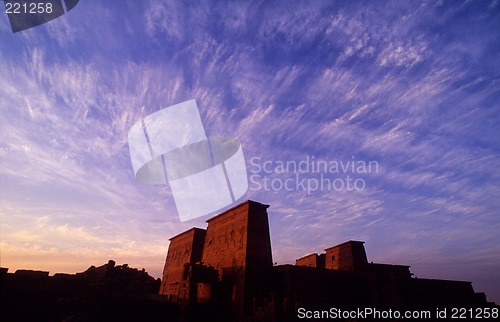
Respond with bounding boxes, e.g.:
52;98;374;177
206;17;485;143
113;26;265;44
1;1;499;303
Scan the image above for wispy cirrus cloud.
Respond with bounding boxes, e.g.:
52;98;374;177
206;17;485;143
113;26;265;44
1;0;499;303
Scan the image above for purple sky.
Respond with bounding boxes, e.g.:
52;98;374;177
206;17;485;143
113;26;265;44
1;0;499;303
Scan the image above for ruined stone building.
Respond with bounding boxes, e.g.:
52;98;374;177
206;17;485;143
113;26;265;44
159;200;273;315
160;200;497;320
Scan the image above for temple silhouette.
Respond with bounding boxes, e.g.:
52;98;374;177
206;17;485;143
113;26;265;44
160;200;497;321
2;200;496;321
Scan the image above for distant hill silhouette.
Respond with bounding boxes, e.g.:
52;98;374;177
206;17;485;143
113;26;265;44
0;260;179;322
